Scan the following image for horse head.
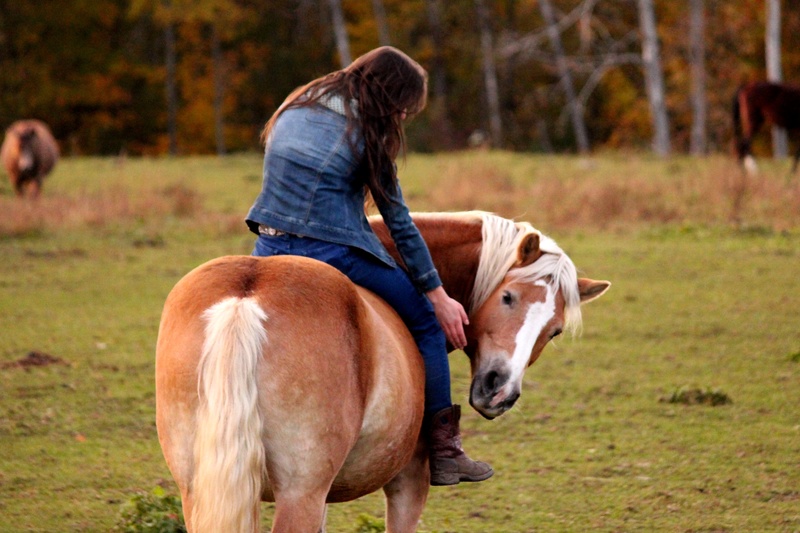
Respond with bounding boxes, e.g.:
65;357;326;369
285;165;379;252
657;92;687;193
464;219;609;420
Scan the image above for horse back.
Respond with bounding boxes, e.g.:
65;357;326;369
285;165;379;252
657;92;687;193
741;82;800;130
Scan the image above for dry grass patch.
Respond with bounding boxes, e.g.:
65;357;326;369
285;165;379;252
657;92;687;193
422;154;800;232
0;184;207;237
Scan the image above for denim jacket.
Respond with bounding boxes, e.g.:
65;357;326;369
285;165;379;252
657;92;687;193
245;103;442;293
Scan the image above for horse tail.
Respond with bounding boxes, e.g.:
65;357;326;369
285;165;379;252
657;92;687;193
192;296;267;533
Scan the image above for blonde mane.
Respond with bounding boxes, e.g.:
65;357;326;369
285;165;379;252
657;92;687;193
469;212;583;335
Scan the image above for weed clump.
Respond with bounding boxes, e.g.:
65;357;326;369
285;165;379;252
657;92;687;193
114;486;186;533
661;386;733;406
355;514;386;533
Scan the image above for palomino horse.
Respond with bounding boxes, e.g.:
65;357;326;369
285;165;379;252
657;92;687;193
732;81;800;175
0;119;59;198
156;211;610;532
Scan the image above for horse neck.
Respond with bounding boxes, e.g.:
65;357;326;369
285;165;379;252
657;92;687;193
371;214;483;312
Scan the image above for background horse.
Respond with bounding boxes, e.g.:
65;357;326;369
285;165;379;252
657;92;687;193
156;211;610;532
732;81;800;174
0;119;59;198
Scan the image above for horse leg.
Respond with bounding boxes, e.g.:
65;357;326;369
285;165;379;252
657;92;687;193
28;179;42;199
738;92;763;176
179;488;196;533
382;439;430;533
271;491;329;533
12;175;24;197
319;505;328;533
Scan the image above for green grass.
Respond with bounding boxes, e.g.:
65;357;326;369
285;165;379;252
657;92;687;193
1;153;798;531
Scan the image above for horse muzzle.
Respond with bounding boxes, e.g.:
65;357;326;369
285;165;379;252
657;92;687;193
469;368;520;420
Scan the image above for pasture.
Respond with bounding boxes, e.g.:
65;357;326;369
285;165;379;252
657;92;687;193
0;152;798;532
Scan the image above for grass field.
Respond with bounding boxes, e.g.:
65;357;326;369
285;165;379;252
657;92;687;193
0;152;798;532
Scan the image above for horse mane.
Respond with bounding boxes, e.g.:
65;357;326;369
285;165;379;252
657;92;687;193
469;211;583;336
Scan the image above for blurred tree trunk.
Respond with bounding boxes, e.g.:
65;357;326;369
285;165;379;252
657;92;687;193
637;0;671;155
425;0;455;149
475;0;503;147
328;0;351;67
538;0;590;154
372;0;390;46
164;1;178;155
689;0;706;155
766;0;787;158
211;23;226;155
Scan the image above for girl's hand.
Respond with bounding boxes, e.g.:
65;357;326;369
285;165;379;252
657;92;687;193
426;286;469;349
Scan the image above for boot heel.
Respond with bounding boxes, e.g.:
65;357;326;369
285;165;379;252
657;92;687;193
430;472;460;486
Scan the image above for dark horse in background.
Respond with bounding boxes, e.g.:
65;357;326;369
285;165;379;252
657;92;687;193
0;119;59;198
733;81;800;175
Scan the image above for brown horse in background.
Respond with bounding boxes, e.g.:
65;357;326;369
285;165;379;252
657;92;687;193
155;211;610;532
732;81;800;175
0;120;59;198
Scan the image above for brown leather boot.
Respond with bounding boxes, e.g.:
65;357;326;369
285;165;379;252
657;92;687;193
427;405;494;486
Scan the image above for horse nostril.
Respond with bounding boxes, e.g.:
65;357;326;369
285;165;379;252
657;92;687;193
483;370;499;393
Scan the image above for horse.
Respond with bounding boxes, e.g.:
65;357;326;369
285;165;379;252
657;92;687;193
0;119;59;198
732;81;800;175
155;211;610;532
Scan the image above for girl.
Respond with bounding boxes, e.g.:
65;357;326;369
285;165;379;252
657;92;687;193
246;46;492;486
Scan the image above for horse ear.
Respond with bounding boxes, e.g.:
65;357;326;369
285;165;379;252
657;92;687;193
577;278;611;304
514;232;542;268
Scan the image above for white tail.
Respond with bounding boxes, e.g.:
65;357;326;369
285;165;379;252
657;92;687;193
192;297;267;532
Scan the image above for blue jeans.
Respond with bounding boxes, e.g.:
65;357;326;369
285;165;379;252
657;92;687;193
253;233;452;414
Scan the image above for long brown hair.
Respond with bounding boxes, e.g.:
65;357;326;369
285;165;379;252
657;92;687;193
260;46;428;203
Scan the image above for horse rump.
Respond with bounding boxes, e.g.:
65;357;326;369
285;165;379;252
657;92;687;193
732;81;800;174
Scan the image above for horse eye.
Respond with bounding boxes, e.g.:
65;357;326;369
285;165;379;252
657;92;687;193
550;328;563;339
502;291;513;306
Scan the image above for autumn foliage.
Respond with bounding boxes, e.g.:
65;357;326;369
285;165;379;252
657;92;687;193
1;0;798;156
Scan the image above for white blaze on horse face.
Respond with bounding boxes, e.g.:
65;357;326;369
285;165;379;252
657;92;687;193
508;281;555;382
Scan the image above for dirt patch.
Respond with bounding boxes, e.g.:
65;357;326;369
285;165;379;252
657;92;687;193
1;351;68;369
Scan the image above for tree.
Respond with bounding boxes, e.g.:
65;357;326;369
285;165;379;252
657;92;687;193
424;0;455;149
538;0;590;154
211;22;225;155
328;0;351;67
164;3;178;155
372;0;391;46
689;0;707;155
474;0;502;147
637;0;670;155
765;0;787;158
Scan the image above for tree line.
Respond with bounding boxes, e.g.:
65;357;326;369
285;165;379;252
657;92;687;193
1;0;797;156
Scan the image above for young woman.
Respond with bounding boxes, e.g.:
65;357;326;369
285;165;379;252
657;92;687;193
245;46;492;486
